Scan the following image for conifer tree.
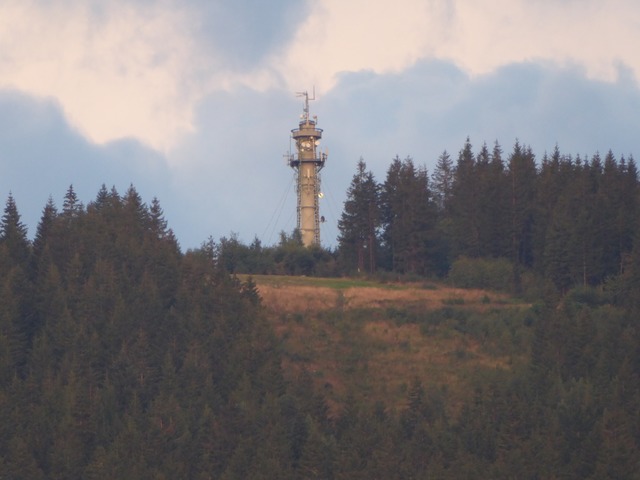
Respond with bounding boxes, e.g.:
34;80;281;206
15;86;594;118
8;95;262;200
122;185;149;243
337;158;381;273
534;146;571;274
487;142;510;257
62;184;84;218
149;197;169;239
92;184;110;211
593;150;624;281
431;150;454;214
572;157;600;286
0;193;30;268
404;162;435;274
380;156;435;274
543;201;576;292
475;142;509;258
449;138;481;258
380;156;403;270
431;150;456;274
507;141;537;289
0;267;27;377
32;197;57;257
29;197;58;282
614;155;639;274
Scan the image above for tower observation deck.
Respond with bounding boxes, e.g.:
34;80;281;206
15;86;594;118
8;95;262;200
288;91;327;247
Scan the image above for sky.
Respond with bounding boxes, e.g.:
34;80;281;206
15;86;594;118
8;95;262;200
0;0;639;250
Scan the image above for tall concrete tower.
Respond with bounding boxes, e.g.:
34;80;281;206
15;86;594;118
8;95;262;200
288;91;327;247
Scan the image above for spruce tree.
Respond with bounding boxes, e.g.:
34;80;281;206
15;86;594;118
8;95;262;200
533;145;571;275
149;197;169;239
337;158;381;273
0;193;30;268
62;184;83;219
449;138;481;258
507;141;537;289
30;197;58;280
475;142;509;258
380;156;435;274
431;150;454;214
380;156;403;271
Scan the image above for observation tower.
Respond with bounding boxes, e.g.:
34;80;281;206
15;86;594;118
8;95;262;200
287;91;327;247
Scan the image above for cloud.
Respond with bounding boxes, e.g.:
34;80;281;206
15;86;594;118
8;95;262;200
435;0;640;82
1;0;638;156
186;0;311;69
0;90;171;239
271;0;447;91
319;59;640;178
273;0;640;91
0;0;308;152
0;1;201;151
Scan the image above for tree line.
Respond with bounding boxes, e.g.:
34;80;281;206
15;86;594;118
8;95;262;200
337;139;639;293
212;138;639;296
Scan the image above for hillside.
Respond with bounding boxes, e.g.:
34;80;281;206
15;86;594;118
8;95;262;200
250;275;533;414
2;184;640;478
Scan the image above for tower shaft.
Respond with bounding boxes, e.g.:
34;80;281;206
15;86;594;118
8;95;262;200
298;159;321;246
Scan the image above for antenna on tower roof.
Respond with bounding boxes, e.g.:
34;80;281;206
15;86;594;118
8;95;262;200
295;87;315;123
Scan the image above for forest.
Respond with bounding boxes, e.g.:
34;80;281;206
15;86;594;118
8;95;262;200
220;139;639;294
1;138;640;478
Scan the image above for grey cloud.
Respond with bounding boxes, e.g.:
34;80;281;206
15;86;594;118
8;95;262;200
321;60;640;177
30;0;312;70
0;90;174;241
187;0;312;69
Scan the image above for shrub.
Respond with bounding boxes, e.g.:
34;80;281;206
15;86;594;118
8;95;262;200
566;285;610;308
448;256;513;292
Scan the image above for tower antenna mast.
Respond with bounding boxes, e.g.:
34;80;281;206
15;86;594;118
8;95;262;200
287;89;327;247
296;87;315;123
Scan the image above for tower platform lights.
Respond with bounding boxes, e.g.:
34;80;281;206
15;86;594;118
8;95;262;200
287;90;327;247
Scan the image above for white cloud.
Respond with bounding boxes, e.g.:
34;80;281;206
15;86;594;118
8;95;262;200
435;0;640;81
273;0;640;91
0;0;638;157
271;0;446;92
0;1;203;152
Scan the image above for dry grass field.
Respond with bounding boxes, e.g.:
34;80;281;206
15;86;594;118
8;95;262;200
257;280;512;312
244;275;531;415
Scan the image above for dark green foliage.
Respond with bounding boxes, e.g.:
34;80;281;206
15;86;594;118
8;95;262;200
449;138;481;258
0;185;331;479
448;256;514;292
213;231;337;276
431;150;454;214
1;193;30;269
507;141;537;270
369;140;640;293
380;155;437;274
337;158;381;274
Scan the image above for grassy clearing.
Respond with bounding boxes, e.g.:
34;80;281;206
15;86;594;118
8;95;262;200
239;274;405;290
250;274;533;415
